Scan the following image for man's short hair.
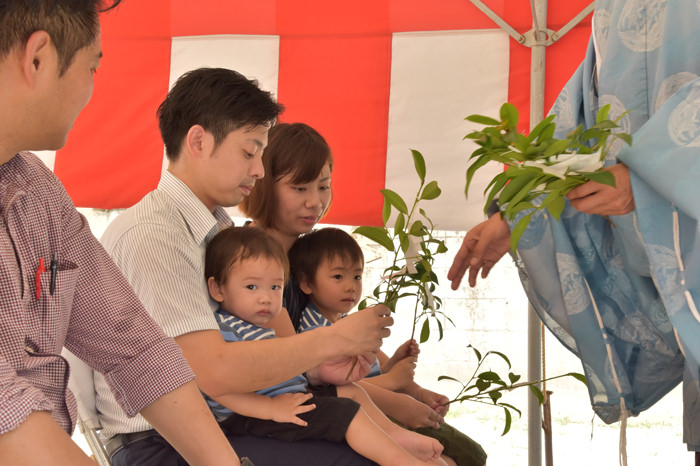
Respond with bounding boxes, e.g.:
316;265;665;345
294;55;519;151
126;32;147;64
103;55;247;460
0;0;120;75
239;122;333;229
157;67;284;161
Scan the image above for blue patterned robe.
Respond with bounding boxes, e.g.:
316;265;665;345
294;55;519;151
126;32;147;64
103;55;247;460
513;0;700;448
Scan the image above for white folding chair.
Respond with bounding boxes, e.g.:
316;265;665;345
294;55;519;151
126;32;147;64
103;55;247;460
62;348;111;466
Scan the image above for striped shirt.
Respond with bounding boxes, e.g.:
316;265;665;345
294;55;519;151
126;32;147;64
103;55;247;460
207;310;309;421
94;169;232;439
0;153;193;435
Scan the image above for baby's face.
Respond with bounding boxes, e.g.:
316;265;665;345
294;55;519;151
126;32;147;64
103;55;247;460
220;256;285;326
306;256;363;322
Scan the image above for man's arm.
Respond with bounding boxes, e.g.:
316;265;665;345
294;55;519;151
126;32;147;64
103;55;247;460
140;380;241;465
177;304;392;398
0;412;96;466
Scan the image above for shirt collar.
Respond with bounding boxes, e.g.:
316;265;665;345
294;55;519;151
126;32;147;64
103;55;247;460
158;170;232;245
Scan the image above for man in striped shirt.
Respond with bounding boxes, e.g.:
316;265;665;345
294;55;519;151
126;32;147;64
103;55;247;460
95;67;394;465
0;1;244;465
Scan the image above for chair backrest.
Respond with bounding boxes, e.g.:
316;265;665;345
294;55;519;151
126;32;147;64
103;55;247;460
62;348;112;466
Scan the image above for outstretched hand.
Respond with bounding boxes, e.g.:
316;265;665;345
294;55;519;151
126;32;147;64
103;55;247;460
448;214;511;289
566;163;635;216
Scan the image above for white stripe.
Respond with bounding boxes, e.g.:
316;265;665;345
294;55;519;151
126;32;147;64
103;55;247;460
386;29;509;231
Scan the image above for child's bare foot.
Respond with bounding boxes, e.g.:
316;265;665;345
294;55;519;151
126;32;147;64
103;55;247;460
390;429;443;461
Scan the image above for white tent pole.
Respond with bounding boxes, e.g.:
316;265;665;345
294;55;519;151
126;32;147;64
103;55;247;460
466;3;594;465
529;0;547;464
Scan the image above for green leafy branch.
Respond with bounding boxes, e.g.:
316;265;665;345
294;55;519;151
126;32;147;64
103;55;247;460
354;149;451;343
464;103;632;252
439;345;587;435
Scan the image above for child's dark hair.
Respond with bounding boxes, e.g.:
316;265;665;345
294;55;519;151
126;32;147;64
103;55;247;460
288;228;364;287
205;226;289;286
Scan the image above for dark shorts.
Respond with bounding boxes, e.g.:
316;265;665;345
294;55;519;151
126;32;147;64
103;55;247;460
219;385;360;443
110;430;377;466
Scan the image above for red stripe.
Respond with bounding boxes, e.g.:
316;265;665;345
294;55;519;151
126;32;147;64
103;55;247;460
56;1;171;208
276;0;391;226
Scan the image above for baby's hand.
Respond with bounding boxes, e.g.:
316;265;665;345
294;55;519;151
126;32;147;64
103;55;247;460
270;392;315;425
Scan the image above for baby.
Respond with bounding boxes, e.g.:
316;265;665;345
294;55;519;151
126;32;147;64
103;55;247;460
204;226;446;466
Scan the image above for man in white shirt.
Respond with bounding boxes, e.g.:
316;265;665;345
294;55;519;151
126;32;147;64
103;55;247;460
96;66;393;465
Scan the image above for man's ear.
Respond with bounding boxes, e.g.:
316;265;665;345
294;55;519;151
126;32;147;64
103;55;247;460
207;277;224;303
184;125;211;158
298;275;313;295
22;31;53;86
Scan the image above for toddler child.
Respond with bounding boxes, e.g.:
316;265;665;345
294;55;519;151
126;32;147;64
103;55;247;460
289;227;488;466
204;226;446;466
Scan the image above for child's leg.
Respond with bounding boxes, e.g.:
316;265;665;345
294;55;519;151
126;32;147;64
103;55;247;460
344;408;447;466
338;383;443;462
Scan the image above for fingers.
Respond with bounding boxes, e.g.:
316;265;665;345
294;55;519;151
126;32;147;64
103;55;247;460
447;238;474;290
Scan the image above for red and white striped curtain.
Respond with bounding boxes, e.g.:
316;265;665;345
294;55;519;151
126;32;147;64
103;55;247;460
55;0;591;231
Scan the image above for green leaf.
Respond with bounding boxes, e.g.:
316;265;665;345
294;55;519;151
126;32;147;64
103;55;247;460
501;407;512;436
543;139;571;157
497;169;538;205
616;133;633;146
596;104;611;123
545;194;566;220
468;345;483;362
380;189;408;214
489;390;503;404
420;318;430;343
411;149;426;183
528;115;556;142
353;226;394;252
420;180;441;200
568;372;587;384
381;198;391;224
465;114;500;126
398;231;409;254
500;102;519;128
509;213;532;252
489;350;512;368
394;212;406;234
536;122;556;143
478;371;501;381
409;220;426;236
508;372;521;384
437;375;463;384
529;385;544;405
579;170;616;187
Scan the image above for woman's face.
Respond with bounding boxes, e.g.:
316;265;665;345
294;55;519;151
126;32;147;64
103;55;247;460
274;162;332;238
